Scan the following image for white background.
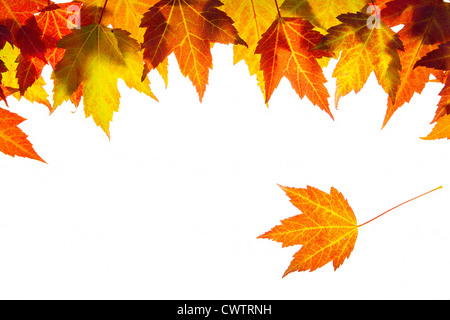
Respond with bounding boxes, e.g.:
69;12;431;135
1;29;450;299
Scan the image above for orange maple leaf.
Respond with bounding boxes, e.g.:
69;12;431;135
414;42;450;140
259;185;358;275
36;2;84;107
259;184;441;276
255;16;333;117
381;0;450;127
223;0;282;96
0;107;44;162
315;11;403;108
140;0;247;101
36;2;81;69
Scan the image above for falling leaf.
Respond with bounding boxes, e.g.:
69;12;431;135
259;185;442;276
255;17;333;117
259;185;358;275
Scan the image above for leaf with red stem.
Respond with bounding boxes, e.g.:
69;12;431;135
259;185;442;276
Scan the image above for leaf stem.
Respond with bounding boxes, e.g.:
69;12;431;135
274;0;281;18
357;186;442;228
98;0;108;24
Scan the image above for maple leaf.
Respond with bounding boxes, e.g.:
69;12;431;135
223;0;284;95
416;42;450;125
0;0;49;94
140;0;247;101
36;2;89;107
36;2;82;69
315;11;403;107
52;24;157;138
255;17;333;117
381;0;450;127
414;43;450;140
259;185;442;276
0;45;51;109
259;185;358;275
81;0;169;85
280;0;369;33
0;107;45;162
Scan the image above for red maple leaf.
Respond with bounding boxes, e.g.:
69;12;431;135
0;0;48;94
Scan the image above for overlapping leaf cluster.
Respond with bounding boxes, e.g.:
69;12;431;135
0;0;449;162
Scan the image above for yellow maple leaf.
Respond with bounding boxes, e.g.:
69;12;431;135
0;45;51;109
81;0;168;85
315;11;403;107
223;0;284;95
52;24;157;138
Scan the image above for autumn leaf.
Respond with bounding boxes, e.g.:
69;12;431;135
381;0;450;127
416;42;450;125
140;0;247;101
279;0;370;70
35;1;84;107
0;45;51;109
0;0;48;94
414;43;450;140
315;11;403;107
223;0;283;95
259;185;442;276
259;185;358;275
255;17;333;117
52;23;157;138
0;107;44;162
36;2;82;69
